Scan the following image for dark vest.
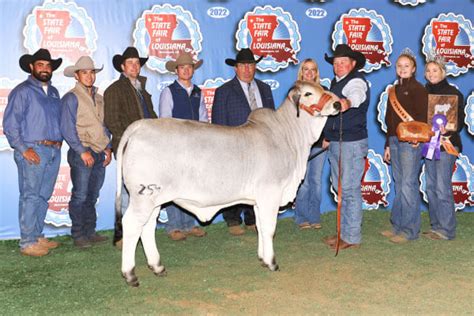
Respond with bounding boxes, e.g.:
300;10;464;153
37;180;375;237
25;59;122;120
323;71;370;141
169;80;201;120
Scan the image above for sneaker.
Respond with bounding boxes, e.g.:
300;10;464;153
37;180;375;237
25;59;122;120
389;234;409;244
380;230;396;238
311;223;322;229
169;230;187;241
423;231;449;241
228;225;245;236
74;239;92;249
38;237;60;249
88;234;109;243
21;243;49;257
186;227;207;237
298;222;311;230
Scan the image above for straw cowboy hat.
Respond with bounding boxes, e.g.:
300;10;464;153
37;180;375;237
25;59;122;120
165;52;203;73
19;48;62;73
225;48;263;66
112;47;148;72
64;56;103;77
324;44;366;70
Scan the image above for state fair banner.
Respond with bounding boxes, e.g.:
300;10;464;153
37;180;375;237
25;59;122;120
23;0;98;66
199;78;230;123
422;13;474;76
0;78;20;152
133;4;203;73
330;150;391;210
394;0;426;6
420;154;474;211
465;92;474;135
45;165;72;227
235;6;301;72
332;8;393;72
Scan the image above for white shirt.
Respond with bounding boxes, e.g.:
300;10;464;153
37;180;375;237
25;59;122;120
335;74;368;108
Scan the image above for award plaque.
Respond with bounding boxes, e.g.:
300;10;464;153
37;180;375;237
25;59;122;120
427;94;458;131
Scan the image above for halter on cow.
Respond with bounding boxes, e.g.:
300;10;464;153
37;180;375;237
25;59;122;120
114;81;340;286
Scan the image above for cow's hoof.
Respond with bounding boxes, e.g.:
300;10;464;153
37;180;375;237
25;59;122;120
148;264;167;277
122;269;139;287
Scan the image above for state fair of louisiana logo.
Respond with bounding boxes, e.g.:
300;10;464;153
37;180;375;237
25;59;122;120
394;0;426;6
361;150;391;209
133;4;203;73
422;13;474;76
465;92;474;135
199;78;230;123
0;78;21;151
235;6;301;72
330;149;391;210
45;165;72;227
419;154;474;211
332;8;393;73
23;0;97;65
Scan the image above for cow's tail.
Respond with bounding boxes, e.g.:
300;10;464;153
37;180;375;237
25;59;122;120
113;121;143;246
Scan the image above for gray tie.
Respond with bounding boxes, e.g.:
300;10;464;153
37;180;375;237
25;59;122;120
248;83;258;111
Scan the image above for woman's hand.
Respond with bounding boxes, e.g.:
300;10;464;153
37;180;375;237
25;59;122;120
383;147;390;164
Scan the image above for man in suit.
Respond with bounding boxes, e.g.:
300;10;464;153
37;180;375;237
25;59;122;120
212;48;275;236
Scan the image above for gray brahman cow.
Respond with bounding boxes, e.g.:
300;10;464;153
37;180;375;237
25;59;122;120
114;81;340;286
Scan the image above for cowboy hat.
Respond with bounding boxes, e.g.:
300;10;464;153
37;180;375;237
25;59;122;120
112;47;148;72
324;44;366;70
64;56;103;77
165;52;203;73
19;48;62;73
225;48;263;67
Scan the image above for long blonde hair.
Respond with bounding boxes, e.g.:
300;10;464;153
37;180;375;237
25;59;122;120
297;58;320;85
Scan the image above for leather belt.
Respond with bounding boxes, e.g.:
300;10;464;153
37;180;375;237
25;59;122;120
37;140;62;148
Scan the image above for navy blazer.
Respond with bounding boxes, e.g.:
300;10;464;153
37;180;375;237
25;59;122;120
212;76;275;126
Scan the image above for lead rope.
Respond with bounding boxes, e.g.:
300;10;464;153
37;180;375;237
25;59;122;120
335;111;343;256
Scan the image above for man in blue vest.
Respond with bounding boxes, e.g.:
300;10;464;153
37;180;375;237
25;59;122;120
159;52;208;241
3;48;63;256
322;44;370;250
61;56;112;248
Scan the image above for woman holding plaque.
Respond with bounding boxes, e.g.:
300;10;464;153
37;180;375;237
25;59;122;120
422;54;464;240
292;58;326;230
382;48;428;244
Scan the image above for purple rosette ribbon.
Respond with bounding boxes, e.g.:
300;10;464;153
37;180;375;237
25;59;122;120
422;114;447;160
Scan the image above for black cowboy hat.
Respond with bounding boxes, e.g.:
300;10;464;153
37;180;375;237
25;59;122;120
112;47;149;72
225;48;263;67
19;48;62;73
324;44;366;70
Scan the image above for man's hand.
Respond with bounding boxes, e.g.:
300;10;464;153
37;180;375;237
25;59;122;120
103;148;112;167
340;98;351;112
23;148;40;165
322;139;330;149
81;151;95;168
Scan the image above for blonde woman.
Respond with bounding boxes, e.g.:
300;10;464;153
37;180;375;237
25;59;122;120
423;55;464;240
293;59;325;229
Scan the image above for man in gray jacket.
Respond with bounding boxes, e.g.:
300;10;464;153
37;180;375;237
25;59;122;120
61;56;112;248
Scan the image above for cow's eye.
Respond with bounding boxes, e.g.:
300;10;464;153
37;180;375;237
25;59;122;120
304;92;312;97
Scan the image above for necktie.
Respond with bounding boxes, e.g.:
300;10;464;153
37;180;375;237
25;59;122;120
248;83;258;111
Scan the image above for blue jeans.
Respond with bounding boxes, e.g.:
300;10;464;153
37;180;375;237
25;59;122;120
14;144;61;249
67;149;106;240
294;146;327;225
165;203;196;233
389;137;423;240
328;138;368;244
425;150;457;239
